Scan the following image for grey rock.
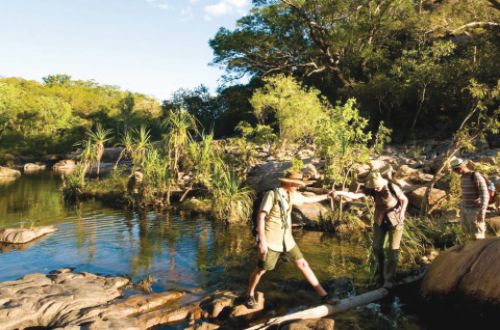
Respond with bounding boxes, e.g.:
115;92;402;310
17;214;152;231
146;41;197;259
0;166;21;178
0;226;57;244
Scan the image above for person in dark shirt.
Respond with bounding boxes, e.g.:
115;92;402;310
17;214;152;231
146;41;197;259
333;172;408;288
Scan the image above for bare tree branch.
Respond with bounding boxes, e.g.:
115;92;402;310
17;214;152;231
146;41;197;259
451;21;500;34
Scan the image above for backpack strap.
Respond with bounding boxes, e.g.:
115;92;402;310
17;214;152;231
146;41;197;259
387;182;401;206
273;188;290;230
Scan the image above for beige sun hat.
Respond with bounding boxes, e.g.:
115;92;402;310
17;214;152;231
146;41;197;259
365;172;388;190
450;157;465;169
279;170;315;186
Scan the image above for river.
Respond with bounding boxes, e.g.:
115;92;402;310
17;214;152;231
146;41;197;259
1;172;431;329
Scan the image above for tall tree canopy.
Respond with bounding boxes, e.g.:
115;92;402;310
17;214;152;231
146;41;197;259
210;0;500;139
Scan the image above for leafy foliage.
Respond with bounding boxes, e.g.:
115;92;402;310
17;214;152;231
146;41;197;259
315;98;391;187
250;75;325;142
0;76;161;159
210;0;500;139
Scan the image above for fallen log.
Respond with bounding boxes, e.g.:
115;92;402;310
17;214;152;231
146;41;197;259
245;272;425;330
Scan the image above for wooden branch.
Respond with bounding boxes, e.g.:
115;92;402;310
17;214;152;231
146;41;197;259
179;187;192;203
246;272;425;330
488;0;500;10
280;0;349;86
450;21;500;34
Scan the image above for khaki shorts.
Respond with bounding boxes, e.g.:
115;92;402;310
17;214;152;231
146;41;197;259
258;245;304;271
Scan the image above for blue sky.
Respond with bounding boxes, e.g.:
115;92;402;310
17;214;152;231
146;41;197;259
0;0;252;100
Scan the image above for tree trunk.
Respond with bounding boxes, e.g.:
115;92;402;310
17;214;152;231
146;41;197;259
410;84;427;133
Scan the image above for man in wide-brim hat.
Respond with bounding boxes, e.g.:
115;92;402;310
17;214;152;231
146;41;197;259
245;170;336;308
333;171;408;288
450;157;489;240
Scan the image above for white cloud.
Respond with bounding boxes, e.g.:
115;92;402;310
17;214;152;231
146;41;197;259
144;0;250;21
145;0;174;11
204;0;250;17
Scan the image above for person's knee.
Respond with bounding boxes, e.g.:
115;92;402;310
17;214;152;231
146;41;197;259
295;258;309;270
254;265;268;275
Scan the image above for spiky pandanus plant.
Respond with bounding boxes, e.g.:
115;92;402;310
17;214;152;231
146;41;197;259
132;126;151;170
140;147;170;206
187;132;222;189
211;163;254;224
162;109;198;182
79;139;94;186
114;130;134;171
86;123;112;178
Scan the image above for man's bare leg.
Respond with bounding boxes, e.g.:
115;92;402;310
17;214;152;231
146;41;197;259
246;267;266;297
293;258;327;296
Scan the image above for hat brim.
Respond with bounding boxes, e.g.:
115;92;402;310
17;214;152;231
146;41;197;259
366;178;388;189
279;178;315;186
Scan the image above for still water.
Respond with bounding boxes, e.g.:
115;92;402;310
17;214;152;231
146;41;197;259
0;172;424;329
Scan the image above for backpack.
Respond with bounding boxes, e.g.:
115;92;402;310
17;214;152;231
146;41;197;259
470;171;495;200
251;188;288;239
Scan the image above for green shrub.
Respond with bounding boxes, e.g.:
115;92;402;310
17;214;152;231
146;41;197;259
211;167;255;223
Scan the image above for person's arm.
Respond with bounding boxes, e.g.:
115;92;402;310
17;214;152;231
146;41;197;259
292;191;334;206
475;173;489;221
257;191;274;256
393;184;409;220
333;190;366;200
257;211;267;256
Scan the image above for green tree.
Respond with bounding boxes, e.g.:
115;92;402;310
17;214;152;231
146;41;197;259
250;75;325;143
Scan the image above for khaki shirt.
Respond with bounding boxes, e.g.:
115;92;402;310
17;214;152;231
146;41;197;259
259;188;308;252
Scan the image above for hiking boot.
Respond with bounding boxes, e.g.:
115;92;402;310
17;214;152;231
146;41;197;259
245;295;258;309
320;293;340;305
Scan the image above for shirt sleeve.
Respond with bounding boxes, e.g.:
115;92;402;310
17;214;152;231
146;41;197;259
259;191;275;214
475;173;490;217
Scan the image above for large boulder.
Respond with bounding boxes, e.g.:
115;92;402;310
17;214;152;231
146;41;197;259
394;165;433;184
23;163;46;173
486;216;500;237
0;166;21;178
101;147;124;162
408;187;446;210
52;159;77;174
292;201;331;229
246;161;292;193
0;225;57;244
421;238;500;305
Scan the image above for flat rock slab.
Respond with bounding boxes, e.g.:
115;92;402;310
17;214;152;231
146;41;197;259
0;269;129;330
421;237;500;304
0;269;268;330
0;225;58;244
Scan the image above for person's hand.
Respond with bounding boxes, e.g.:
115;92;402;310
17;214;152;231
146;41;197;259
258;240;268;257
